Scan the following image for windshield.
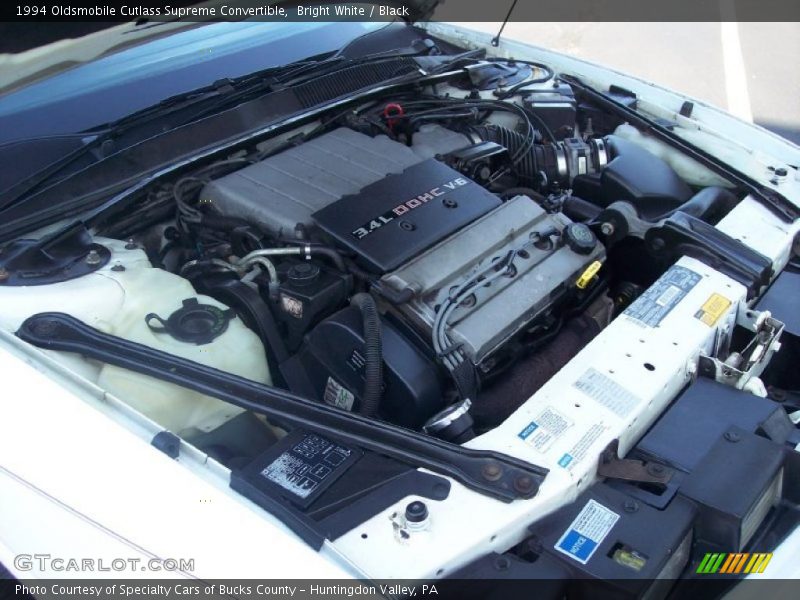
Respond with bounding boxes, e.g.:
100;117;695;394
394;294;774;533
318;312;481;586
0;21;383;144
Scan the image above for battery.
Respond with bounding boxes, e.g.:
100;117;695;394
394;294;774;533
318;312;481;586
524;483;695;598
678;427;786;552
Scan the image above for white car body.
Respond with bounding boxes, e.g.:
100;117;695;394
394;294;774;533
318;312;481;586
1;21;799;584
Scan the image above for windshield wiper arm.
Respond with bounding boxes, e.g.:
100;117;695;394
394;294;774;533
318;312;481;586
0;88;229;211
0;48;440;211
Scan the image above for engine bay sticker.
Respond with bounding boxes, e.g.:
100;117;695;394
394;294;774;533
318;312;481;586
518;406;574;453
623;265;702;327
280;293;304;319
261;433;354;501
574;368;641;418
555;499;620;564
323;377;355;411
558;422;608;471
694;293;732;327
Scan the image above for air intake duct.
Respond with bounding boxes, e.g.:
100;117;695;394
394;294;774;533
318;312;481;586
468;125;609;190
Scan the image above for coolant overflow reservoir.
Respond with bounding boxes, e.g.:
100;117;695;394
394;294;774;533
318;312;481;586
0;237;271;436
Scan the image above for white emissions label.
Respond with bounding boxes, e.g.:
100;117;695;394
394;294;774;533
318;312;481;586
574;368;641;418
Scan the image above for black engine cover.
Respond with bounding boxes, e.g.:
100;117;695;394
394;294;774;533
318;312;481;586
281;306;443;428
312;159;501;273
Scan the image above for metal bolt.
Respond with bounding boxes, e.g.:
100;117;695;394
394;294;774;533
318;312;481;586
600;222;615;236
724;431;741;443
85;250;102;266
0;267;8;282
494;557;511;571
111;264;126;272
442;198;458;209
686;360;697;378
646;463;666;478
513;475;535;495
650;237;666;252
459;293;477;308
481;463;503;481
770;387;786;401
398;220;416;232
125;239;138;250
623;499;640;513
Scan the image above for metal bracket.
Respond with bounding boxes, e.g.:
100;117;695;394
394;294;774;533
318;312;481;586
597;441;674;492
698;309;784;394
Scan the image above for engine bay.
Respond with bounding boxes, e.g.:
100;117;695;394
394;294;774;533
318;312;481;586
107;60;771;447
0;51;787;463
1;36;799;588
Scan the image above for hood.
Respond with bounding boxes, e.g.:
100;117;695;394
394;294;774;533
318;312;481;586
0;1;443;94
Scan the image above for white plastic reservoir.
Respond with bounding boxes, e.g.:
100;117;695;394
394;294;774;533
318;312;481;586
0;237;271;436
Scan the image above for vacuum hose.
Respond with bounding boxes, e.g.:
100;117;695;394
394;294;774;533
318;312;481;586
350;293;383;418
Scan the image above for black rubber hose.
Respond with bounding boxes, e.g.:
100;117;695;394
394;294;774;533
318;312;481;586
350;293;383;418
562;196;602;222
309;246;347;272
470;125;539;183
499;187;546;202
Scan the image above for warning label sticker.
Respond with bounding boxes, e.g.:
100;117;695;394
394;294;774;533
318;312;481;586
624;265;701;327
518;406;574;453
555;499;620;564
557;422;608;471
323;377;355;411
574;368;641;418
261;433;354;501
694;293;732;327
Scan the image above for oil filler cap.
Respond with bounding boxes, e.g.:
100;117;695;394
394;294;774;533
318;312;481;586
564;222;597;255
146;298;235;345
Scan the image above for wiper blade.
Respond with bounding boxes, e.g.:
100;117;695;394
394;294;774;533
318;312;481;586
0;63;471;244
0;50;435;210
18;312;548;502
0;91;229;211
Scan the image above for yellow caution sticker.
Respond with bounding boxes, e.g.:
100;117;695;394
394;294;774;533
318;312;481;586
694;293;732;326
576;260;602;290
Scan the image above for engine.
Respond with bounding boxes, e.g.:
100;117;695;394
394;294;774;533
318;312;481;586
198;127;604;432
87;56;745;446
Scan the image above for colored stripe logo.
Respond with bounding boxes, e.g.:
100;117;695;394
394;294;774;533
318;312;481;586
696;552;773;574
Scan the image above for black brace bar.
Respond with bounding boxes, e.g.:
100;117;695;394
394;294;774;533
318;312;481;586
646;211;773;298
16;312;548;502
